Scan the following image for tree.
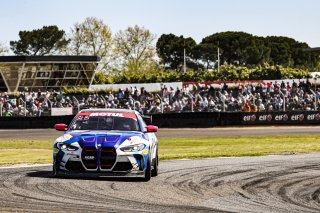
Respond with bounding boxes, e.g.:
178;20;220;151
192;43;217;70
156;34;197;71
245;36;271;66
0;42;8;55
266;36;294;66
113;25;156;71
201;31;267;66
68;17;112;56
10;26;69;55
68;17;113;70
267;36;319;68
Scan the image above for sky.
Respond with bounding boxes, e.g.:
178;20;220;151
0;0;319;49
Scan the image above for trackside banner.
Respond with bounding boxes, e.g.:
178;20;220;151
51;107;73;116
241;111;320;125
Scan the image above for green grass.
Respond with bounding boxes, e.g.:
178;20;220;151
0;150;52;165
158;136;320;160
1;136;320;165
0;140;52;149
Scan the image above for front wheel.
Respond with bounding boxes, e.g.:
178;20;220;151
151;151;158;177
143;156;151;181
52;162;60;178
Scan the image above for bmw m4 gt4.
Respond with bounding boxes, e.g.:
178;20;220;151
53;109;158;181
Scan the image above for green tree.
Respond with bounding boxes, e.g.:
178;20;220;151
245;37;271;65
266;36;294;66
201;31;270;66
156;34;197;71
192;43;217;70
68;17;112;69
113;25;156;71
10;25;69;55
266;36;319;68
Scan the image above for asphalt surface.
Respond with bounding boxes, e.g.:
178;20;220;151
1;127;320;212
1;154;320;212
0;126;319;140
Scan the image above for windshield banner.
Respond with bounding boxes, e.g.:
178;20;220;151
76;112;137;120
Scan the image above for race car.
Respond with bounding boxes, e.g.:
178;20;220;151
53;109;158;181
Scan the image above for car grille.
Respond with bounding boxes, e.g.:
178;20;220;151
81;147;98;169
100;147;117;170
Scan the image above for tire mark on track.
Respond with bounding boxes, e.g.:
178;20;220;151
1;155;320;212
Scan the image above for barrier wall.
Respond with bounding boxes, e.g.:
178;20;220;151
150;112;220;128
241;111;320;125
0;111;319;129
0;115;74;129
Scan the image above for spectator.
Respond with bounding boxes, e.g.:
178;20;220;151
244;102;251;112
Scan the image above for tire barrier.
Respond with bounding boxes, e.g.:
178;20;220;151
0;111;319;129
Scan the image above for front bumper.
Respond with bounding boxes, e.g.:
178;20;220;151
56;169;146;178
54;147;149;177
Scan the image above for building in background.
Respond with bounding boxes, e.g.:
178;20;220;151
0;56;100;92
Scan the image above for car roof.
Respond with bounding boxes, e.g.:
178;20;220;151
79;108;138;114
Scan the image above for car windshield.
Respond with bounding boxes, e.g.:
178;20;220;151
69;114;140;131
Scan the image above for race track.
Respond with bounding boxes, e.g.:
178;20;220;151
0;126;319;139
1;126;320;212
1;154;320;212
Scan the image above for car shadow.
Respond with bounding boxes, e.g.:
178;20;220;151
26;170;148;182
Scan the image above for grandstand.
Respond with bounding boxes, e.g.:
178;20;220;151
0;56;100;92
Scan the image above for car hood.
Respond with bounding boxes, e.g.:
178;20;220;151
65;130;146;148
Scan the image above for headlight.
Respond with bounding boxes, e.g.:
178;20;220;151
57;143;79;151
120;143;145;152
55;134;73;143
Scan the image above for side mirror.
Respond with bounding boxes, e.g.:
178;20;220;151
55;123;68;131
146;125;158;133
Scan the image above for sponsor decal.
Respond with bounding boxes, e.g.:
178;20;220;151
275;114;288;121
291;114;304;122
299;114;304;121
84;156;95;160
77;112;137;120
89;112;124;117
258;114;273;122
54;148;59;154
307;113;320;121
141;150;148;155
243;115;256;122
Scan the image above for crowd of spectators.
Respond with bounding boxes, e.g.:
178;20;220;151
0;79;319;117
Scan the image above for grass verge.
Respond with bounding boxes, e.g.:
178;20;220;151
0;135;320;165
158;136;320;160
0;150;51;165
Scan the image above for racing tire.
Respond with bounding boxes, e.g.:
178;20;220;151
52;162;60;178
151;150;158;177
143;156;151;181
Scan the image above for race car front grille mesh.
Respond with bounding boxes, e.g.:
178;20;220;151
81;147;98;169
100;147;116;169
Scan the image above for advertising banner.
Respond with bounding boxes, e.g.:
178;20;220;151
51;107;73;116
241;111;320;125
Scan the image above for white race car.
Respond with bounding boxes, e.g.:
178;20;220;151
53;109;158;181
